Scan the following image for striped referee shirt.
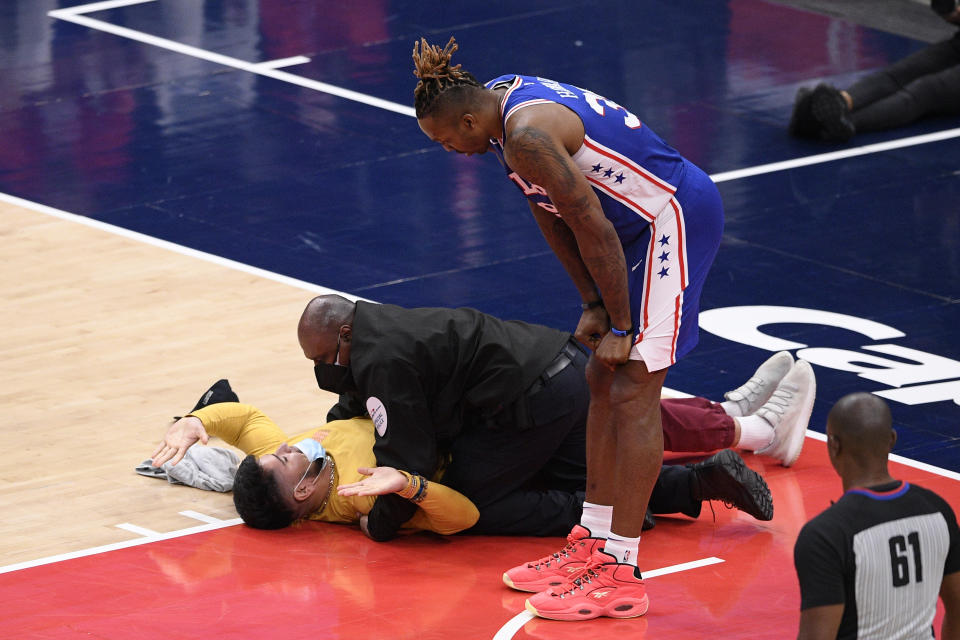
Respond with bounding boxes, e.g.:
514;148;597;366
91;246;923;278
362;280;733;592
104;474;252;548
795;480;960;639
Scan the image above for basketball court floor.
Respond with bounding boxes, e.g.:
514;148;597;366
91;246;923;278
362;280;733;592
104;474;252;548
1;1;959;637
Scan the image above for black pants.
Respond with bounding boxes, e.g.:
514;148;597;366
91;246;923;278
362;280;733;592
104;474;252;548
848;32;960;132
442;339;699;536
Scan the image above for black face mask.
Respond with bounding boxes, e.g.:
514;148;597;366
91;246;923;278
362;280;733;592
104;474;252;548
314;362;358;396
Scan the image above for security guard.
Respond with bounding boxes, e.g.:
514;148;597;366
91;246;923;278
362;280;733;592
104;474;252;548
298;294;774;541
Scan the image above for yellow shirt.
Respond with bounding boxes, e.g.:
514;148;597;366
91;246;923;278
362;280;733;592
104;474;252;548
190;403;478;534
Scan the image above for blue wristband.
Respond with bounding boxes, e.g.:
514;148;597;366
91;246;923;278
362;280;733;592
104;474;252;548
610;326;631;337
411;475;428;503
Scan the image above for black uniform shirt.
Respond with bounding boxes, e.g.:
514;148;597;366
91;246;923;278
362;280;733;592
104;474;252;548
795;481;960;639
328;301;569;539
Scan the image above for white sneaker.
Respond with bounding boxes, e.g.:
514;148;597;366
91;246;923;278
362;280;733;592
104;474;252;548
723;351;794;416
755;360;816;467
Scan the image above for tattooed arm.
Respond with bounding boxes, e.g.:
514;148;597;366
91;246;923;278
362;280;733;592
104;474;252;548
504;104;632;366
527;200;609;350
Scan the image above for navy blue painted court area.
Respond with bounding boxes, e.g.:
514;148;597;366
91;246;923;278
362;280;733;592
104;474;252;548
3;1;959;467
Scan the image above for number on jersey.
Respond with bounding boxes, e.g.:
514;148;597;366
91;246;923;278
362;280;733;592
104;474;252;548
507;172;559;214
582;90;641;129
889;532;924;587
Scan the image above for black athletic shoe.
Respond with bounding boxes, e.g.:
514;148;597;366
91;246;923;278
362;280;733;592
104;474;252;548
688;450;774;521
642;509;656;531
190;379;238;413
788;87;820;139
810;83;855;142
172;379;239;421
173;378;240;422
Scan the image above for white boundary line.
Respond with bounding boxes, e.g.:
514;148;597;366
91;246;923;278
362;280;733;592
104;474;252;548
251;56;311;71
642;555;724;578
804;430;960;481
47;0;960;179
492;612;536;640
710;127;960;183
0;191;363;301
492;557;724;639
0;518;242;575
55;0;158;16
115;523;162;537
179;510;233;525
47;3;416;118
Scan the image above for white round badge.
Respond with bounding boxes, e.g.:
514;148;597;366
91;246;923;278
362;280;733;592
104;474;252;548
366;396;387;437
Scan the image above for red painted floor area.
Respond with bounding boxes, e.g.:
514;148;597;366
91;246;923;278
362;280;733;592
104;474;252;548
3;438;957;639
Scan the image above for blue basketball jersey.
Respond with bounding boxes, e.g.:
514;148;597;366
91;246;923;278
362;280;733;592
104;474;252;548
485;74;690;246
483;74;724;369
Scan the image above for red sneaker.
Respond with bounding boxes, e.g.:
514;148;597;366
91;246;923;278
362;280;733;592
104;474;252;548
524;548;649;621
502;525;605;593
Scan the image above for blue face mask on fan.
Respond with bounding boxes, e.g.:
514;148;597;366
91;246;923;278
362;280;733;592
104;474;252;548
294;438;326;463
292;438;327;497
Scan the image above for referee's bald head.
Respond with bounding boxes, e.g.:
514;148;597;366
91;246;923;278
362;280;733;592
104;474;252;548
827;392;895;462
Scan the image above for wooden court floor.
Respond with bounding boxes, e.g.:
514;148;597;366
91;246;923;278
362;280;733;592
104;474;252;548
0;198;339;566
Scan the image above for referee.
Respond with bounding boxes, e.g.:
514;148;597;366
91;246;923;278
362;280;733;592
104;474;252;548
794;393;960;639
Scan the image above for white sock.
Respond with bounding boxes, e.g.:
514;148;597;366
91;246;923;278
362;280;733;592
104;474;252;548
604;532;641;567
721;400;744;418
736;414;775;451
580;502;613;539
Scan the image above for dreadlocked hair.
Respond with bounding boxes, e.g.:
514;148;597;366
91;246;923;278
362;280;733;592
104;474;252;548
412;36;481;119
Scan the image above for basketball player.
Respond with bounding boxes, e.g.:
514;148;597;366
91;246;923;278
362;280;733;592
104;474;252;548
411;37;726;620
794;393;960;639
